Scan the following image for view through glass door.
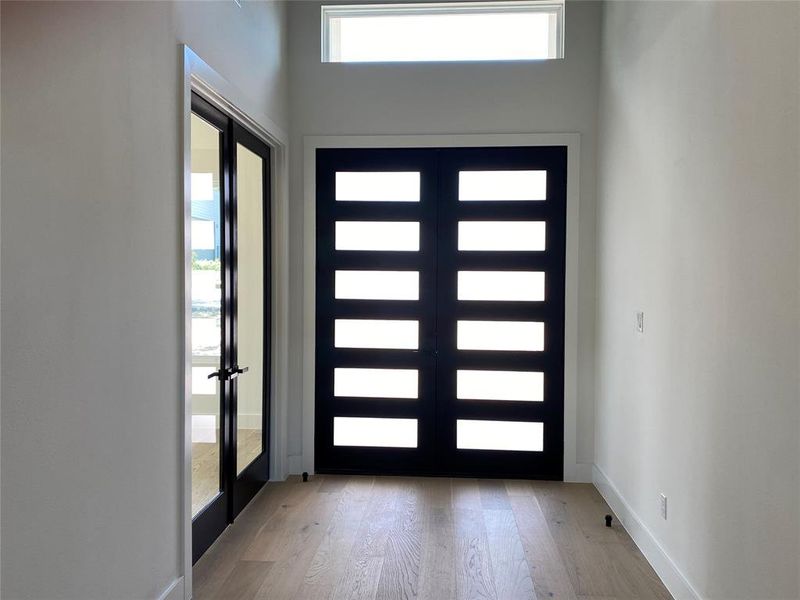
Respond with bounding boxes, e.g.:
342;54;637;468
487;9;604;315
315;146;566;479
189;93;271;562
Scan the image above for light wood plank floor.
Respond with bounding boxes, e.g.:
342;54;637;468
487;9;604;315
193;475;672;600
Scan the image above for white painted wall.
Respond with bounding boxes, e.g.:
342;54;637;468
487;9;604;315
286;0;602;474
595;2;800;599
0;2;288;598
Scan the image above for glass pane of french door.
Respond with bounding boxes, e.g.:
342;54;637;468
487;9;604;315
234;143;265;475
190;112;223;517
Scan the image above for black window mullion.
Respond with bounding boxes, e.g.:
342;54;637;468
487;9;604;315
327;252;424;270
454;301;550;321
456;202;553;220
456;252;556;270
330;300;421;320
329;203;424;220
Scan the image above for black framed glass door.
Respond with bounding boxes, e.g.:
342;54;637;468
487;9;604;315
315;146;566;480
315;149;439;474
190;93;271;562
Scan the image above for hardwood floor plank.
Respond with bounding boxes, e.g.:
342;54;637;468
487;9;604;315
566;486;669;598
297;477;376;600
376;480;423;600
560;485;619;544
193;537;242;600
504;479;534;498
329;478;401;600
318;474;351;493
573;487;646;555
535;484;629;598
454;508;497;600
193;482;306;599
254;487;341;562
217;560;275;600
601;541;672;600
483;508;535;600
421;476;453;509
254;533;336;598
479;480;512;510
452;478;483;511
510;494;577;600
252;483;342;599
417;478;456;600
333;556;385;600
243;479;324;561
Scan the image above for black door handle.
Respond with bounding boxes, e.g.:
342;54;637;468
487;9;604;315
207;366;249;381
229;366;249;380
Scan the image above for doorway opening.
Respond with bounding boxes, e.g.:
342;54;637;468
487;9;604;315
189;92;272;561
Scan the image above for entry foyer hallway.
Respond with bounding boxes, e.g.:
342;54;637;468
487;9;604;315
193;475;671;599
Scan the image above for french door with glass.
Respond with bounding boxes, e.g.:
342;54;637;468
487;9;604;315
189;93;271;562
315;146;566;479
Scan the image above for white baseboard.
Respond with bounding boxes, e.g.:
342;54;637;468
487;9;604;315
156;576;184;600
592;465;702;600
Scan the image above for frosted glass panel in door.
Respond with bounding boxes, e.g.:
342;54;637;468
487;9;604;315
335;319;419;349
336;171;420;201
335;221;420;251
333;417;418;448
457;320;545;351
457;370;544;402
456;420;544;451
334;368;419;399
458;221;546;251
458;271;545;301
459;170;546;201
335;270;419;300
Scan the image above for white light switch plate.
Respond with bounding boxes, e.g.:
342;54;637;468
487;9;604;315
636;311;644;333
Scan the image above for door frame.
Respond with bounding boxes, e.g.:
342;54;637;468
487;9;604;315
181;45;289;600
302;133;585;483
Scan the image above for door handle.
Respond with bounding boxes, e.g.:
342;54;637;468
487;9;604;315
206;366;248;381
229;366;249;380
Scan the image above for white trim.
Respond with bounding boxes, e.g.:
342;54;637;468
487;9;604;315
182;45;291;600
302;133;585;482
156;577;185;600
593;464;702;600
288;454;304;475
321;1;565;63
567;461;593;483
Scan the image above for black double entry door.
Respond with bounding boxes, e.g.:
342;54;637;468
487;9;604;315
315;146;567;480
